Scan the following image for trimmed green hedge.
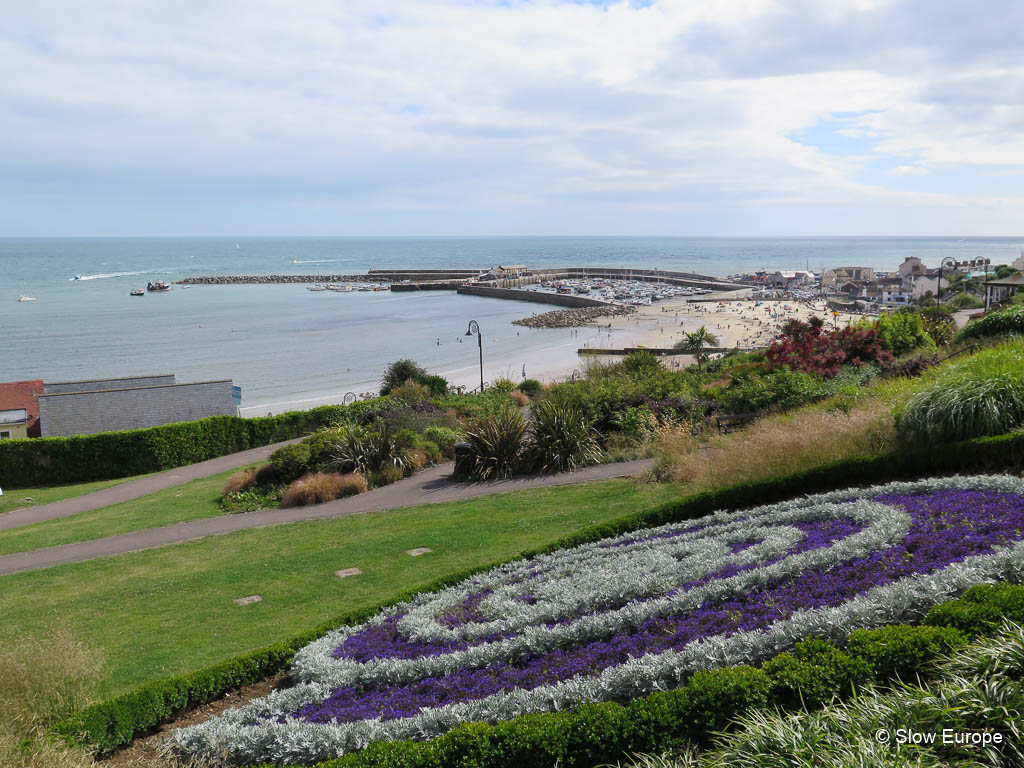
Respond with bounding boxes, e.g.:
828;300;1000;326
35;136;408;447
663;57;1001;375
0;400;393;488
51;429;1024;757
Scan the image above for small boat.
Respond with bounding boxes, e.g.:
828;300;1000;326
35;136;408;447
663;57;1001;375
373;285;388;291
147;280;171;292
17;295;37;302
130;289;145;296
307;284;328;292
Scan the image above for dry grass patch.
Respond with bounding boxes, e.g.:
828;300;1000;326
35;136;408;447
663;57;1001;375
281;472;368;507
0;631;103;768
653;400;898;491
222;468;257;495
509;390;529;407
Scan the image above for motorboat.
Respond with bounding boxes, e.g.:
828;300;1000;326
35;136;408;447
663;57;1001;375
130;289;145;296
146;280;171;292
17;295;37;302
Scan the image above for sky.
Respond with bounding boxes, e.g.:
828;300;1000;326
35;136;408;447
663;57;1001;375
2;0;1023;236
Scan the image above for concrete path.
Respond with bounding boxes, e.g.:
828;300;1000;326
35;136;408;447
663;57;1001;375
0;438;303;533
0;459;653;576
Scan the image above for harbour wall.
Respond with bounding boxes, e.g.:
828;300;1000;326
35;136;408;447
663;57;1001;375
456;285;614;308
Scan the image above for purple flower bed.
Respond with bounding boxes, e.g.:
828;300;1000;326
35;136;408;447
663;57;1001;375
287;489;1024;726
167;478;1024;766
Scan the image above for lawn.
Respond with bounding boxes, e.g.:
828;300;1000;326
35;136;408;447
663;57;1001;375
0;473;149;516
0;468;239;557
0;478;683;699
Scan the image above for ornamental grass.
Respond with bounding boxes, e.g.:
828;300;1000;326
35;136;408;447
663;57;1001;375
222;467;257;496
281;472;367;507
657;400;897;491
0;632;103;768
899;341;1024;444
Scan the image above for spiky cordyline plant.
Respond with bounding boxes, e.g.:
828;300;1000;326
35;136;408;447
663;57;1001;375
464;406;527;479
525;399;601;474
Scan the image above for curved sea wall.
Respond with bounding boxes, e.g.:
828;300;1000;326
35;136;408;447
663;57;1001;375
456;285;613;308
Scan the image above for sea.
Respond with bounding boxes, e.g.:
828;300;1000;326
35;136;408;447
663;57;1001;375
2;237;1021;413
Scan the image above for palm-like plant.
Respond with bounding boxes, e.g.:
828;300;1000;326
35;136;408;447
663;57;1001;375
463;406;527;479
525;399;601;474
673;325;720;371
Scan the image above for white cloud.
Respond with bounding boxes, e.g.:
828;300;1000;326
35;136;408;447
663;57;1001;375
890;165;928;176
0;0;1023;234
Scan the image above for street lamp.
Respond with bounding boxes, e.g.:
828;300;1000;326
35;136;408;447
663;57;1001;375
981;257;992;311
938;256;959;303
465;320;484;393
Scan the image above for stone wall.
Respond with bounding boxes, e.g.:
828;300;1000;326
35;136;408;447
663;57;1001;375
43;375;176;394
456;285;613;308
38;380;236;437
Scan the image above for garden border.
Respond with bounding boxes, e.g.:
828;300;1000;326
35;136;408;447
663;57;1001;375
51;429;1024;758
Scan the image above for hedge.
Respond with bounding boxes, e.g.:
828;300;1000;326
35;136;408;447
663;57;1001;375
51;430;1024;758
0;399;393;488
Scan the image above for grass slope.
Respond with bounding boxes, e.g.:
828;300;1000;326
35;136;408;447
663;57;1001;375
0;478;681;699
0;473;148;516
0;469;238;557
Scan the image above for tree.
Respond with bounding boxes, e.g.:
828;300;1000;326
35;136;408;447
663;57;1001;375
380;359;427;395
673;325;720;371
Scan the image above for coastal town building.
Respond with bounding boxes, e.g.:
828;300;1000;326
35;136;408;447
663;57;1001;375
985;272;1024;308
0;409;29;439
493;265;527;277
821;266;873;292
0;379;44;437
765;270;815;290
0;374;237;438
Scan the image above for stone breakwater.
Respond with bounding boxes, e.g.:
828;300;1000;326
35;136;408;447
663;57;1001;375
177;275;387;285
513;305;637;328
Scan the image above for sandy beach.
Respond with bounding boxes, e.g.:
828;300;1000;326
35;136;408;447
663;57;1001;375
240;293;872;416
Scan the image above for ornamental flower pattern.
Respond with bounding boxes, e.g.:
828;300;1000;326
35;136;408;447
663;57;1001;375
167;476;1024;766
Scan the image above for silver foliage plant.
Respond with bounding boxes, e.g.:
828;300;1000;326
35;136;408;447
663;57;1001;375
165;475;1024;766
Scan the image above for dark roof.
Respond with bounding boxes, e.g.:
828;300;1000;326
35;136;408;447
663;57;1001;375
0;379;43;437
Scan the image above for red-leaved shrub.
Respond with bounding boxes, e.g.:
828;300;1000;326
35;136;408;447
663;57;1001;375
767;319;892;377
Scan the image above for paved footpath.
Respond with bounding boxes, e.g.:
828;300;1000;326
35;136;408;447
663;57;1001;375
0;459;653;576
0;438;303;533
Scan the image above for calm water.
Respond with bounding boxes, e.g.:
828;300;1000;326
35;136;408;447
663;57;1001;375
2;237;1021;410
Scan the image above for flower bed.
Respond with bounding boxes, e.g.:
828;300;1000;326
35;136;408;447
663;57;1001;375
166;476;1024;765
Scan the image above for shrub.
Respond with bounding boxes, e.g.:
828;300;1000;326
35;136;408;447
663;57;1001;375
610;405;658;438
268;442;312;484
623;351;661;374
922;307;956;346
767;323;892;377
874;310;934;355
525;400;601;474
222;467;257;495
305;427;347;471
219;484;285;513
924;583;1024;635
898;344;1024;443
423;426;460;455
464;406;527;479
958;305;1024;341
326;421;409;476
762;636;871;710
716;368;824;414
389;379;431;402
282;472;356;507
380;359;427;396
881;353;940;379
254;462;285;485
419;440;443;466
491;377;516;393
846;624;967;683
418;374;449;398
519;379;543;396
372;465;404;487
509;390;529;407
